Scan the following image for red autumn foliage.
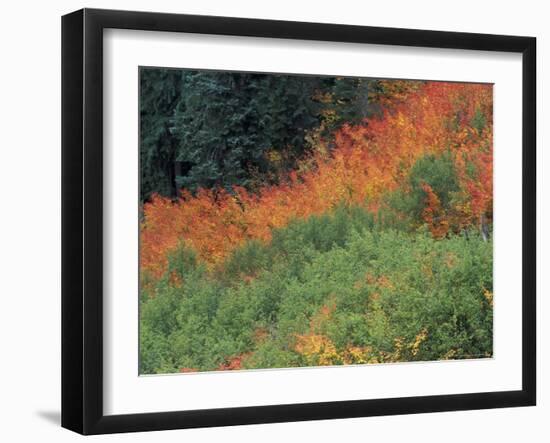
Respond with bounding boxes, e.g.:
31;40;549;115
217;353;251;371
140;82;492;279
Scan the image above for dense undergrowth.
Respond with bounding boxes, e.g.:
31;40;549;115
139;81;493;374
140;206;492;373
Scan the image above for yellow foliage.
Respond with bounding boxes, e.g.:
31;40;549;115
294;334;339;366
411;328;428;357
483;287;494;307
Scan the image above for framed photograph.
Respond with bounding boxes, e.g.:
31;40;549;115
61;8;536;435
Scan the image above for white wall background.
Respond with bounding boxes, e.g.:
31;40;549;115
0;0;546;441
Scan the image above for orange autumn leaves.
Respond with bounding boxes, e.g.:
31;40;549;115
140;81;493;279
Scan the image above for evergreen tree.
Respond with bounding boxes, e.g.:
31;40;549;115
139;68;183;200
139;68;373;200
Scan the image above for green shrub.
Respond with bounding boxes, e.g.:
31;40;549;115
140;206;492;373
381;151;461;231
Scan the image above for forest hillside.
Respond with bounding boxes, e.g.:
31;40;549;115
139;77;493;374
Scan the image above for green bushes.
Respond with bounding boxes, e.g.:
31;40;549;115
140;206;492;373
381;151;460;231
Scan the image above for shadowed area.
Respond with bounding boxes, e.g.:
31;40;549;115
36;410;60;426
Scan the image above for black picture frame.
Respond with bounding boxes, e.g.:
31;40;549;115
61;8;536;435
